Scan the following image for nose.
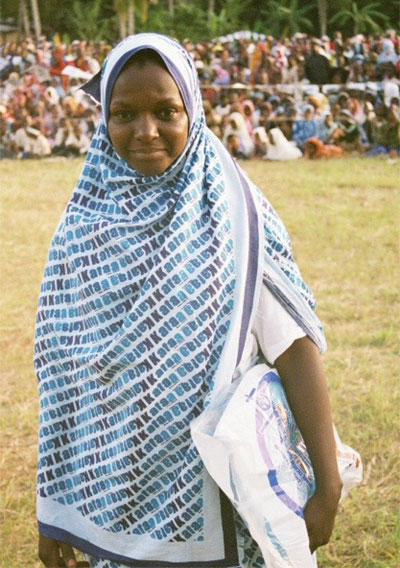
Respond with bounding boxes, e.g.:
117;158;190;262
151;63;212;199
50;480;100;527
134;113;159;141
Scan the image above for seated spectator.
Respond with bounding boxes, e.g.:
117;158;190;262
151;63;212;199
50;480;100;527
361;101;377;146
334;109;364;152
52;117;70;155
253;126;269;157
366;106;399;158
242;98;256;137
203;99;222;138
0;111;12;157
14;121;51;158
214;91;231;118
382;63;400;108
223;111;254;158
318;111;339;143
292;105;319;149
263;127;302;160
225;133;246;159
63;119;90;156
304;137;344;159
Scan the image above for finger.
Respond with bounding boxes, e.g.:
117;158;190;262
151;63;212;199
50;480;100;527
58;541;77;568
306;525;317;553
38;534;60;567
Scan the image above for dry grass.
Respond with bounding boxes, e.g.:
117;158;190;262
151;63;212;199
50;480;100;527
0;156;399;567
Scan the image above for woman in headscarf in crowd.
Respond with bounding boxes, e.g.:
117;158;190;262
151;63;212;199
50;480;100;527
292;105;319;150
202;98;222;138
263;126;303;161
253;125;269;157
35;33;341;568
222;110;255;158
242;98;257;138
304;137;344;159
317;111;339;144
335;109;364;152
366;104;400;157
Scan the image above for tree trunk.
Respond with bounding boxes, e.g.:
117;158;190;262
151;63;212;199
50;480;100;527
128;0;135;35
20;0;31;37
317;0;327;37
168;0;174;15
119;12;127;39
208;0;215;22
30;0;42;39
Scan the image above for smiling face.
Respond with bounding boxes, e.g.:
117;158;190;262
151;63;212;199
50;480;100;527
108;55;189;176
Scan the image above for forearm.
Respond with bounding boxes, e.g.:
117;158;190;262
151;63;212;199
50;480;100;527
275;336;341;493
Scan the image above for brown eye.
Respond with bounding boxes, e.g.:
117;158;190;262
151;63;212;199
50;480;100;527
158;108;177;120
112;110;134;120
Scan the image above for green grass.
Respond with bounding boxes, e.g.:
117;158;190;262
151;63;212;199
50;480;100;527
1;156;399;567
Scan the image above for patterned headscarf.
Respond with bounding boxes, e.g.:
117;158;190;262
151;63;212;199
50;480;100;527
35;33;325;566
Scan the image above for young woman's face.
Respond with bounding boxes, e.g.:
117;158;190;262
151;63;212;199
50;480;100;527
108;60;189;176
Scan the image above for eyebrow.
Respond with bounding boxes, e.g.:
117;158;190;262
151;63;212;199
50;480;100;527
110;96;184;110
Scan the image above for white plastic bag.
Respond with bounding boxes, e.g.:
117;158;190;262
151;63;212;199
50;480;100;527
191;364;362;568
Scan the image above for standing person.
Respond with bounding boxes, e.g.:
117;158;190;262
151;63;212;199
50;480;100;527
305;41;331;85
35;33;342;568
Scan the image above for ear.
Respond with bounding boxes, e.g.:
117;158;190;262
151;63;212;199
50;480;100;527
80;71;101;104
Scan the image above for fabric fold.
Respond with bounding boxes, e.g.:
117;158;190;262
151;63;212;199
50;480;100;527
35;33;325;566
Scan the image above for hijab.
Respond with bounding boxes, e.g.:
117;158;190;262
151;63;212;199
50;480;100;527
264;127;303;161
223;111;255;157
35;33;325;565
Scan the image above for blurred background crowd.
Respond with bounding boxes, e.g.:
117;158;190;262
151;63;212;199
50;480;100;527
0;28;398;161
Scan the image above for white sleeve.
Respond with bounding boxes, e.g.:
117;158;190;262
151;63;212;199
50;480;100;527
252;285;306;365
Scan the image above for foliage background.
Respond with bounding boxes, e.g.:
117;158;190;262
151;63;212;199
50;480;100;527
1;0;399;44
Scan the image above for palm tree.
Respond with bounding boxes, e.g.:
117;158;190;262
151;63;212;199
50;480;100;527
317;0;328;37
70;0;108;41
266;0;314;37
114;0;158;38
30;0;42;39
19;0;31;37
329;1;390;35
208;0;215;22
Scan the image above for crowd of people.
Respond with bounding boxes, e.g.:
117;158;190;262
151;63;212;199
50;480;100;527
0;29;399;160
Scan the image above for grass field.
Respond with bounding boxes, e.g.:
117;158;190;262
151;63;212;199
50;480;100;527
0;156;399;567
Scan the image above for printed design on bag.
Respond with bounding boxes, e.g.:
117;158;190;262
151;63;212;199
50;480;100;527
255;371;315;518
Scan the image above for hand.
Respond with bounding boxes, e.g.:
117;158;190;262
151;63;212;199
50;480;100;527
38;534;77;568
304;487;341;553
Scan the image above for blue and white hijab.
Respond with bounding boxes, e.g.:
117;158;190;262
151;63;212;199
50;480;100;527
35;33;326;567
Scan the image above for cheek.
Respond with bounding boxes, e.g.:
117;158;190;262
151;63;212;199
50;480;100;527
107;122;119;147
169;118;189;155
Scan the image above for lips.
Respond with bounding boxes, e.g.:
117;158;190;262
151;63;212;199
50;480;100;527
130;147;166;155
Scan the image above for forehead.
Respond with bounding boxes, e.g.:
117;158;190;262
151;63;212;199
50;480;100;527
110;61;185;106
101;38;198;124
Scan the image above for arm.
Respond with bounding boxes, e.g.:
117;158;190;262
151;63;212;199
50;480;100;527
275;336;342;553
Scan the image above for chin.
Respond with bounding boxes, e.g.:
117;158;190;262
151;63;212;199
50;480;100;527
128;158;170;176
135;165;166;176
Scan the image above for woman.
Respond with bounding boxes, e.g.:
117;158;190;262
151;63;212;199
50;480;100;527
222;111;254;158
263;127;303;161
292;105;319;151
304;137;344;159
35;34;341;568
317;111;338;145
